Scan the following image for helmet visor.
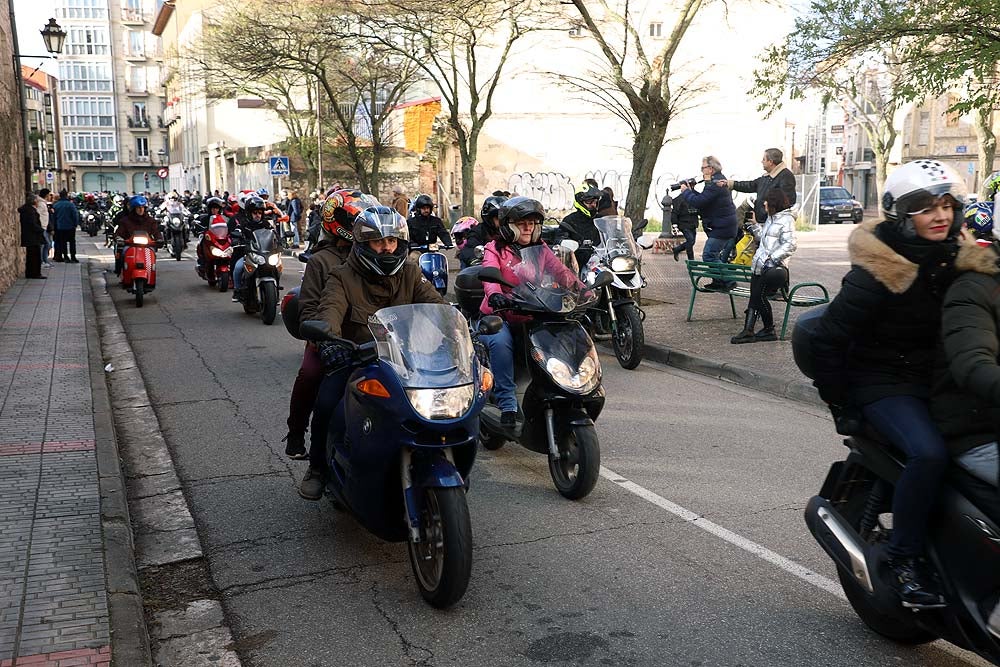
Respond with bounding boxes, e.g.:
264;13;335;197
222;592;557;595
355;208;409;242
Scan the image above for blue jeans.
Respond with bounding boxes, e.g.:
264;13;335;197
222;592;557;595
233;257;246;290
480;320;517;413
862;395;948;559
308;367;351;471
702;236;735;263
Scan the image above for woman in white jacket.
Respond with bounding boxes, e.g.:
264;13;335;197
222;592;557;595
731;189;797;343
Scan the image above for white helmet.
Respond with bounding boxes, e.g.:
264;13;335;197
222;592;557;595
881;160;967;237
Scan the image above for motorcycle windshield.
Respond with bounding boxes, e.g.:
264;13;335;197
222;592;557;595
251;228;278;253
368;304;474;388
593;216;639;260
509;244;596;313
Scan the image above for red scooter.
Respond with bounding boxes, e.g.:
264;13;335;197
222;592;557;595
120;233;158;308
195;216;233;292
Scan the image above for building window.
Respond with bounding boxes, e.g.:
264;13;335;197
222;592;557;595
63;131;117;162
58;62;112;92
127;30;144;57
649;22;663;38
55;0;107;20
66;26;110;56
60;96;114;127
918;111;930;146
945;95;960;128
132;102;147;124
135;137;149;159
126;66;147;94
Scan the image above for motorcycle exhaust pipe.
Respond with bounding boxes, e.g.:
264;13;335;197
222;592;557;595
804;496;873;593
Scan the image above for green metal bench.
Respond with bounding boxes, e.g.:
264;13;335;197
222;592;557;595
684;260;830;340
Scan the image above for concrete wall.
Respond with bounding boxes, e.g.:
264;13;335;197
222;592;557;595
1;6;27;295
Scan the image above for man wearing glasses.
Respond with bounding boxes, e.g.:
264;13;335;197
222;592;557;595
679;156;739;289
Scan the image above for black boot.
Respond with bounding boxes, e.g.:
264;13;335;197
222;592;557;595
283;431;307;460
754;326;778;342
886;557;946;609
730;309;759;344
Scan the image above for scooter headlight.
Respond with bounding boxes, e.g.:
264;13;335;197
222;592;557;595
267;253;282;267
211;246;231;258
538;349;600;395
405;384;475;420
610;256;636;272
170;217;183;229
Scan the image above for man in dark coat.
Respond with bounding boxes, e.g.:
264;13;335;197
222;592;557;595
19;194;46;279
722;148;797;224
52;190;81;262
679;156;738;288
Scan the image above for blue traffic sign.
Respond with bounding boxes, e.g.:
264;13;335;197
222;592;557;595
268;156;290;177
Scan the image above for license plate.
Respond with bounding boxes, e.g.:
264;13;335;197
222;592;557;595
838;213;851;218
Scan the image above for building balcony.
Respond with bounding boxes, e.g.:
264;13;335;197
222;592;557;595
121;7;148;24
126;116;151;130
124;81;148;95
123;51;147;62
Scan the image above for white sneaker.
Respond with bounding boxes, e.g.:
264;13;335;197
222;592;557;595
989;602;1000;639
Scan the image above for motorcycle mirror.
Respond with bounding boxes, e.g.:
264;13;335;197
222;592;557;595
299;320;335;341
476;266;515;289
636;237;654;250
477;315;503;336
559;239;580;253
592;271;615;289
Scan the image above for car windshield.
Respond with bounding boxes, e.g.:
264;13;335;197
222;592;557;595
821;188;852;201
592;216;639;259
508;244;596;313
368;304;474;388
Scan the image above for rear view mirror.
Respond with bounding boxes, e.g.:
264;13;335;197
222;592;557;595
592;271;614;289
636;237;653;250
299;320;335;341
477;315;503;336
477;266;515;289
559;239;580;253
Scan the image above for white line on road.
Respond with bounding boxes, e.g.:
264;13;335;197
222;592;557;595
599;465;846;599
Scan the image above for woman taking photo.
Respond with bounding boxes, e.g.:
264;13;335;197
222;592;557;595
730;189;797;343
810;160;967;610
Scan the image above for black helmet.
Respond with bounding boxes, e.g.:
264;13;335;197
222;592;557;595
352;205;410;276
480;195;508;234
244;196;265;215
205;196;224;212
413;194;434;212
497;196;545;244
574;185;601;207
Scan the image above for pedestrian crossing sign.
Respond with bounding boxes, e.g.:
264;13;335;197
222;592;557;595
269;156;290;177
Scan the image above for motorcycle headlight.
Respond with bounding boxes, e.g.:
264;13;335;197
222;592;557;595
405;384;475;420
541;351;600;394
211;246;226;258
250;252;266;265
610;256;636;272
170;217;182;229
267;253;282;267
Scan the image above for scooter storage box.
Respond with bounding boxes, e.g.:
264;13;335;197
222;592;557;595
454;267;485;317
790;304;827;380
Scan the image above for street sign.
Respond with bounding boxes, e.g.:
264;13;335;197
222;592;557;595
268;156;290;177
156;167;169;179
956;145;968;154
45;171;54;183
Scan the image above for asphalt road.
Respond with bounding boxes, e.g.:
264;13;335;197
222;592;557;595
92;243;987;667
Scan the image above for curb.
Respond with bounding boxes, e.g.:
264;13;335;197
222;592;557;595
82;263;153;667
609;339;823;407
88;263;243;667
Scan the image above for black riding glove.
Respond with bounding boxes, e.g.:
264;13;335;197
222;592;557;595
318;340;357;371
488;293;513;311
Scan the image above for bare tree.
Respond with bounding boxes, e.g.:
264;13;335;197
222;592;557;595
355;0;541;215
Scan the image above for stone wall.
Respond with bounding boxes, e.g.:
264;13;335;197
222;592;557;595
0;8;26;296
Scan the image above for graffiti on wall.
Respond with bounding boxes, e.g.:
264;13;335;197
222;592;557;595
506;172;574;212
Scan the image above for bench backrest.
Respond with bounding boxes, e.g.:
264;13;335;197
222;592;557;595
686;260;752;284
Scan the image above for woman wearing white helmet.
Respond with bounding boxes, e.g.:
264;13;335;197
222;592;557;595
810;159;968;610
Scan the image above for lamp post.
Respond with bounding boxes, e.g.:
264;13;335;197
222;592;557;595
94;154;104;193
157;148;167;192
12;14;66;193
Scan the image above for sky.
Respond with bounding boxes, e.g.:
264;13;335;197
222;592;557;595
13;0;59;75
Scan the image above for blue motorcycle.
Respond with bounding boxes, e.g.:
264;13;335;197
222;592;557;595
411;243;450;296
300;304;498;607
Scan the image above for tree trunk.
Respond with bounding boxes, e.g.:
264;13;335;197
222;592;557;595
623;119;668;223
974;108;997;192
459;127;480;217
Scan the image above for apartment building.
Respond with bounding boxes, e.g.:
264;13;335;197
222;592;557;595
55;0;167;194
21;66;71;192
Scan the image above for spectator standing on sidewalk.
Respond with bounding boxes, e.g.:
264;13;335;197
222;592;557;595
288;190;303;247
390;185;409;218
671;194;701;261
19;193;46;279
35;188;53;267
679;156;738;289
720;148;797;224
52;189;81;263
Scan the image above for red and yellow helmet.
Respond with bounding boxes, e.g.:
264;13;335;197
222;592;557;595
320;189;378;241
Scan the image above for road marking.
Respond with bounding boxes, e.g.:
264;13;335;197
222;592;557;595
600;465;847;599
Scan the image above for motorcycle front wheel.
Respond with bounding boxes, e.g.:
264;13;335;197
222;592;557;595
548;422;600;500
172;236;182;260
612;303;644;370
406;487;472;608
217;271;229;293
133;278;145;308
260;282;278;325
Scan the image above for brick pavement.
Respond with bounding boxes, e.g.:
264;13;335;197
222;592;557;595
0;266;110;667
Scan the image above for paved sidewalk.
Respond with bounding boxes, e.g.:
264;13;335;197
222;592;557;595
0;265;111;667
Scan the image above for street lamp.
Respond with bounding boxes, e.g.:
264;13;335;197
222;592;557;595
157;148;167;192
12;15;66;193
94;154;104;192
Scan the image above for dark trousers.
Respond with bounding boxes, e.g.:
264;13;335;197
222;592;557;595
675;228;696;260
308;367;351;471
54;229;76;260
287;344;323;436
862;395;949;559
748;267;788;329
24;246;42;278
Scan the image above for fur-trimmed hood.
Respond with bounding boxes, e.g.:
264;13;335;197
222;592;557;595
847;221;919;294
954;235;1000;275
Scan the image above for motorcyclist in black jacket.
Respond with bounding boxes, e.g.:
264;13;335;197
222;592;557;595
555;185;603;267
408;194;453;248
457;194;507;267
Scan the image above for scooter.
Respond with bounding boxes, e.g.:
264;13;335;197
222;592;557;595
164;212;187;261
579;216;650;370
411;243;451;297
792;308;1000;665
299;303;496;608
454;244;613;500
82;210;103;237
120;233;158;308
194;217;233;292
235;227;283;325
